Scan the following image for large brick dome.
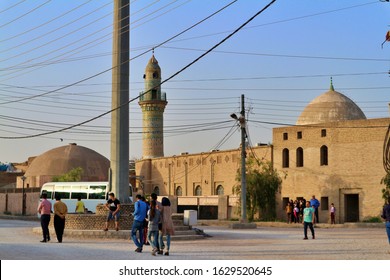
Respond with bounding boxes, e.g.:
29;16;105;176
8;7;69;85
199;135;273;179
296;83;366;125
24;143;109;186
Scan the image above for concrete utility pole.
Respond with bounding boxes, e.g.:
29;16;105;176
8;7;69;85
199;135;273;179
239;94;247;223
110;0;130;203
230;94;248;223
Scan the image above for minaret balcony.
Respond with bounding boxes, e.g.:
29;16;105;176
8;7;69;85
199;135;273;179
139;91;167;102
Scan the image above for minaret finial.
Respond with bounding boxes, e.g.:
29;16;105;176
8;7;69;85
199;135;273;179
152;48;155;54
330;77;334;91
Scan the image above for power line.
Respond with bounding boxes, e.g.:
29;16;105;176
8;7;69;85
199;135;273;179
0;0;26;15
149;1;379;47
0;0;277;139
0;0;51;29
0;0;95;43
0;0;237;100
160;46;390;62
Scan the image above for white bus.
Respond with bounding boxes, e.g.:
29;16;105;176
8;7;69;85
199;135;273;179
40;182;132;213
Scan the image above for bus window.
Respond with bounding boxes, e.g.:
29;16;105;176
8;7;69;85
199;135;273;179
89;185;106;200
53;186;70;199
71;185;88;199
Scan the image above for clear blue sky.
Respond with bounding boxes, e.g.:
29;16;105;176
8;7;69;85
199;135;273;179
1;0;389;164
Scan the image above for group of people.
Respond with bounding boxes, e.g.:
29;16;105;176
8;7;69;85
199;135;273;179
37;193;68;243
284;195;333;240
37;191;175;255
131;193;175;256
285;195;333;225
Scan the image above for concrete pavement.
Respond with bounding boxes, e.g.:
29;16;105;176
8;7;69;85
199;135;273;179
1;219;389;260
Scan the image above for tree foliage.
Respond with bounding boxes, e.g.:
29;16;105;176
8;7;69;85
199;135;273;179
233;156;284;221
52;167;84;182
381;172;390;202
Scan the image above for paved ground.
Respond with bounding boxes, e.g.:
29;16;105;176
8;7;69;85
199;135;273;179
1;219;389;260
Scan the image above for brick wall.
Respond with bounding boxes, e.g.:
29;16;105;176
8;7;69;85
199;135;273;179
273;118;390;223
49;204;135;230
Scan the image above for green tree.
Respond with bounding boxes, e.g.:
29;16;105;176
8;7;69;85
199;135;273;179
381;172;390;202
52;167;84;182
233;156;285;221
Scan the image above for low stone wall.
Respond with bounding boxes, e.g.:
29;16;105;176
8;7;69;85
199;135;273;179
49;204;134;230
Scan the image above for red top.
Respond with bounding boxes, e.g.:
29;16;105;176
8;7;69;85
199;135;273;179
37;199;52;215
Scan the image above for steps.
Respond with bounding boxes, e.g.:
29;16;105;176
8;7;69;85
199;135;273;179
170;213;205;241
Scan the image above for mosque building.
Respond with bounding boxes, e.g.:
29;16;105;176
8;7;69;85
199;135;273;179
135;55;390;222
273;81;390;223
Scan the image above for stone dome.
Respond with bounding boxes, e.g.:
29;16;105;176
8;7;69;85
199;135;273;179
296;83;366;125
25;143;109;181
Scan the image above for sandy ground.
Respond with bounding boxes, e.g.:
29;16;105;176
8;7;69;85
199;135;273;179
1;219;389;260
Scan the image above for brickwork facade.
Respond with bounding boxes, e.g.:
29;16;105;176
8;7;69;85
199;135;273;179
135;146;273;198
273;117;390;223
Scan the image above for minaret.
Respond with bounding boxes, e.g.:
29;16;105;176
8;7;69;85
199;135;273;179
139;55;167;158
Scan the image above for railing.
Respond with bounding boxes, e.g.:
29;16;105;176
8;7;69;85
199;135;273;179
139;91;166;102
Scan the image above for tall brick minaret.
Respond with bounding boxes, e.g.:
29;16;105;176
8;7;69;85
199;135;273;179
139;55;167;159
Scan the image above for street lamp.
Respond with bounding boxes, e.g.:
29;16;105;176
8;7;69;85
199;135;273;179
231;94;247;223
21;176;26;216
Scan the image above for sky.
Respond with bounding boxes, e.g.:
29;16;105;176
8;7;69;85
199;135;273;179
0;0;390;164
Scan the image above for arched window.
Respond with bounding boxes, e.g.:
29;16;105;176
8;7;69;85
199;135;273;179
320;145;328;166
176;186;182;196
153;186;160;196
282;148;289;168
216;185;224;195
195;185;202;196
296;147;304;167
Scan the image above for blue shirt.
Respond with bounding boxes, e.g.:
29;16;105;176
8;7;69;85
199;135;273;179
133;200;147;222
310;198;320;209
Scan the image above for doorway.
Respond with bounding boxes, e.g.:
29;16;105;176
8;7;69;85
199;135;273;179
345;194;359;222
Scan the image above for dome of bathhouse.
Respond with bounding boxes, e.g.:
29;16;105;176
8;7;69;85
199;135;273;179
296;83;366;125
25;143;109;181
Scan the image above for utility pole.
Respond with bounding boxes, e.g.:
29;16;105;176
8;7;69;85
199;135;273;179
230;94;248;223
110;0;130;203
239;94;247;223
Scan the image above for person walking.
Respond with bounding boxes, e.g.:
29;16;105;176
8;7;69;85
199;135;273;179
160;197;175;256
104;192;120;231
330;203;336;224
147;200;161;256
37;192;52;243
302;201;315;240
141;196;150;246
75;197;85;214
310;195;320;223
151;193;164;254
53;195;68;243
131;194;147;253
381;198;390;246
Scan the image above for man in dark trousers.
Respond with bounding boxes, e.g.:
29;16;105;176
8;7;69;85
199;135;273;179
53;195;68;243
131;194;147;253
310;195;320;223
37;192;52;243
